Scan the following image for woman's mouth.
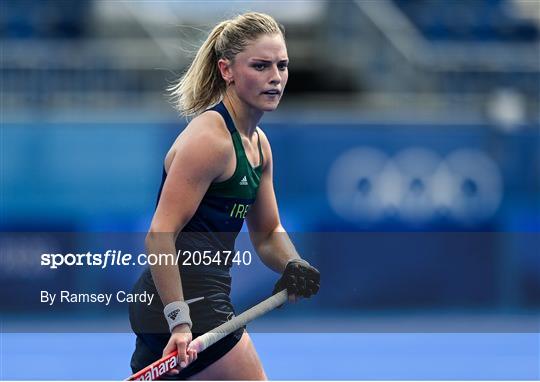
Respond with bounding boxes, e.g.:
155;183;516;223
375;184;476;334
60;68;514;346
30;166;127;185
262;89;281;96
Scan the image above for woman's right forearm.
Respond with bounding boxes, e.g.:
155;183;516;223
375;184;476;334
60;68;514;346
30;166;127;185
146;231;185;305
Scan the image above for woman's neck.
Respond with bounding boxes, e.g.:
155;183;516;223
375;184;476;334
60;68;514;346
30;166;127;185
222;92;263;138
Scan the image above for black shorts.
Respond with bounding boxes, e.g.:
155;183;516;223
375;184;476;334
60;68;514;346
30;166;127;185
129;267;244;380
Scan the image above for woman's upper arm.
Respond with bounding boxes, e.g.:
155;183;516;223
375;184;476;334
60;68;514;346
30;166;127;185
149;114;230;234
246;128;282;234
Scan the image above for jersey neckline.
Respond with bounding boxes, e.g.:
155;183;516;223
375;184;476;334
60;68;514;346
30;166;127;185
215;101;263;170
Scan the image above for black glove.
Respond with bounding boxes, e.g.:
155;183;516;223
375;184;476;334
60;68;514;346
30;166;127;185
273;259;320;298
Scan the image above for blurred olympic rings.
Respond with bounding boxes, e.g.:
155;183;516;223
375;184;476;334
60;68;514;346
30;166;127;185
327;147;503;225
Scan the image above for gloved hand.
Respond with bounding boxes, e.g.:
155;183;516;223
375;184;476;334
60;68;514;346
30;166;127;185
273;259;320;298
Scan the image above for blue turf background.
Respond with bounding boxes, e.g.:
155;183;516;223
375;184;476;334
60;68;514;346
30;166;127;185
2;329;539;379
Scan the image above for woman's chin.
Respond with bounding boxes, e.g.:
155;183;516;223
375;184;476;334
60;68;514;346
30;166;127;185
260;100;281;112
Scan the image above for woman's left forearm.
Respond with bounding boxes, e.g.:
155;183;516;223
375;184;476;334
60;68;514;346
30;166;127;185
252;225;301;273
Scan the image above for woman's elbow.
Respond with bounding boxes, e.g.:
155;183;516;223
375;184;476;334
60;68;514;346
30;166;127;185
145;224;179;247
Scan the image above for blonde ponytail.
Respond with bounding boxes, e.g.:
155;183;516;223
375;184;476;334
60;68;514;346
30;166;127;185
168;13;284;117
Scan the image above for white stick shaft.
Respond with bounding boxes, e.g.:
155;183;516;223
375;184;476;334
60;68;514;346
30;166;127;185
189;289;288;353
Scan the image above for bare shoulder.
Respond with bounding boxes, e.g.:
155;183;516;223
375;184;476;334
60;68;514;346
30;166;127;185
165;110;233;170
178;111;231;152
256;126;273;169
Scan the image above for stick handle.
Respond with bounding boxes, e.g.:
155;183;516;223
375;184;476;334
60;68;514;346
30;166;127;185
126;290;288;381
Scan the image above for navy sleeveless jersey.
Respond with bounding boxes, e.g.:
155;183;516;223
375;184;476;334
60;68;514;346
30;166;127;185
156;101;263;273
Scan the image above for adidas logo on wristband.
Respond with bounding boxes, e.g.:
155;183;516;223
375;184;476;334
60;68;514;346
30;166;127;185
163;301;192;332
167;309;180;321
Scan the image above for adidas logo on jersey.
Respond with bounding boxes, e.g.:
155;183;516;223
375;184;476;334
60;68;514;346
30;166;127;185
239;176;248;186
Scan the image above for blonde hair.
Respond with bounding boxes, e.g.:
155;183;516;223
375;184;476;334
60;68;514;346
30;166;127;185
168;12;285;117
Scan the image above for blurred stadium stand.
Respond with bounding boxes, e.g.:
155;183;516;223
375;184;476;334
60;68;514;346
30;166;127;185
2;0;539;122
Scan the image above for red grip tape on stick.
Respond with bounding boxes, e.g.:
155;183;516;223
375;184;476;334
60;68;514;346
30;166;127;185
126;290;288;381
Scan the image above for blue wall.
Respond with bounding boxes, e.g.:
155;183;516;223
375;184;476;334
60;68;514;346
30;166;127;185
2;121;539;311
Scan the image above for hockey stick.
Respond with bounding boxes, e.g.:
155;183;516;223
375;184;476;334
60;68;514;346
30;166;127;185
126;289;288;380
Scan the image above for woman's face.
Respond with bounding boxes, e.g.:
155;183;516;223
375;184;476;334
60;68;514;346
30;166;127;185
226;34;289;112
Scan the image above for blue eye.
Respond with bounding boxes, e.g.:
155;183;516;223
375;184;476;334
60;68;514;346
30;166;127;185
252;62;288;71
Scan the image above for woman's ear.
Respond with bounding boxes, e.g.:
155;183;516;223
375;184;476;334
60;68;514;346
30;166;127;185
217;58;234;85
